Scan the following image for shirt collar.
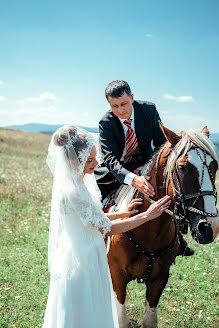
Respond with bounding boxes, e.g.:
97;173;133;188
118;105;134;124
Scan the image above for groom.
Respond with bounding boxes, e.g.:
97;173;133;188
95;80;166;199
95;80;194;256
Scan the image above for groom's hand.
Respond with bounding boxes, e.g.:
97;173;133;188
132;175;155;197
134;166;143;174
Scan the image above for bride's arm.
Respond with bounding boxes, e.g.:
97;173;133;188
105;195;171;236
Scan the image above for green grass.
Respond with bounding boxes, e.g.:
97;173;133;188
0;127;218;328
126;237;218;327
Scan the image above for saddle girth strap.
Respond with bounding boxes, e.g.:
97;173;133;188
124;224;178;284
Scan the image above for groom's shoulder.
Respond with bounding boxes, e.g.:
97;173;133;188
134;99;156;111
99;109;115;125
133;100;157;116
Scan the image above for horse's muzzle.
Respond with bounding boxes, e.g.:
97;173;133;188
189;214;214;244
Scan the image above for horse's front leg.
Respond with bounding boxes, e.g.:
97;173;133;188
143;271;170;328
111;270;129;328
143;299;158;328
115;294;129;328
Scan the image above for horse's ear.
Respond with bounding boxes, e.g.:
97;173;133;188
202;126;210;138
159;121;181;146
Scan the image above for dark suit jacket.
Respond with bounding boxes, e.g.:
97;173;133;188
95;100;166;184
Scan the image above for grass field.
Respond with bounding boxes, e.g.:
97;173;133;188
0;127;218;328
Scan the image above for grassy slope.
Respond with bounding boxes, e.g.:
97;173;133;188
0;128;218;328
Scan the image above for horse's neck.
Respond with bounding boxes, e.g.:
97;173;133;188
133;150;176;251
151;154;166;200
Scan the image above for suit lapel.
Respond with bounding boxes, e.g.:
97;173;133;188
111;111;125;151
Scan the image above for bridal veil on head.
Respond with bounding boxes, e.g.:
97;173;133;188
46;125;111;275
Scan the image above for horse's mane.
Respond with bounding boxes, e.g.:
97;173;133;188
164;129;218;184
141;149;161;176
141;129;218;185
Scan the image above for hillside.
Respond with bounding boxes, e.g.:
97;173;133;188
0;127;218;328
5;123;99;134
4;123;219;156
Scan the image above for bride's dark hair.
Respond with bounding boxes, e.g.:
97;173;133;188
54;125;88;158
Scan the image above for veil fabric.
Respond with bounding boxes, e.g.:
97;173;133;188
43;125;119;328
46;125;112;275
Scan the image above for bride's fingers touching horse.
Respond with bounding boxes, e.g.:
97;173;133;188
121;196;171;221
113;195;171;220
143;195;171;221
126;198;143;211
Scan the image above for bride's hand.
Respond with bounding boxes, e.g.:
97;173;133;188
118;198;143;218
143;195;171;221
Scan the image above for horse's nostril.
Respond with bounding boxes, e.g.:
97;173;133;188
197;220;208;232
195;219;214;244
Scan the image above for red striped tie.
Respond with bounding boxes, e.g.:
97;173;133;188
123;119;138;163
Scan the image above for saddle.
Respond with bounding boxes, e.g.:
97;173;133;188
102;184;138;214
103;184;139;252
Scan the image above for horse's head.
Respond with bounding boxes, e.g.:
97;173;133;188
160;123;218;244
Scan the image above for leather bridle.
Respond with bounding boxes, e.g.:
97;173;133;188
169;146;218;222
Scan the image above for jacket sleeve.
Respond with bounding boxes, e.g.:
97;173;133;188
99;120;131;184
151;106;167;152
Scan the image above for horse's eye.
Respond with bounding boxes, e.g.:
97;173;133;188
178;165;186;172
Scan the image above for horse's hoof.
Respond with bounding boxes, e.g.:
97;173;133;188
143;302;158;328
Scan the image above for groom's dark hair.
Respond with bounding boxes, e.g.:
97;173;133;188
105;80;132;100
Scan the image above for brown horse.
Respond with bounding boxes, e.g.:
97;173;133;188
107;124;218;328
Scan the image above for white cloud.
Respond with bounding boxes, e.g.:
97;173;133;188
163;94;195;103
0;105;99;128
0;80;4;86
2;91;99;128
0;109;8;115
8;92;62;126
159;109;169;115
145;33;155;38
0;96;7;102
21;92;57;104
16;105;58;116
160;111;219;133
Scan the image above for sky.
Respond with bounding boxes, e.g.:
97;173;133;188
0;0;219;132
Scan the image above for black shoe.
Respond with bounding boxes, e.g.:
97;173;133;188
182;246;195;256
178;233;195;256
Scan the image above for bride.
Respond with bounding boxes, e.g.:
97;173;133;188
43;125;171;328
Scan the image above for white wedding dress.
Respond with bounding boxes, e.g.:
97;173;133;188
43;126;119;328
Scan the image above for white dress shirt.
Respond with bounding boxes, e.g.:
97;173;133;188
118;107;137;186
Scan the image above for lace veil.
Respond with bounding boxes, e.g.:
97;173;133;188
46;125;111;273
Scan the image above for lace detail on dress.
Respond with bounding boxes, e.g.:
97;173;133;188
74;199;112;236
60;188;112;236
